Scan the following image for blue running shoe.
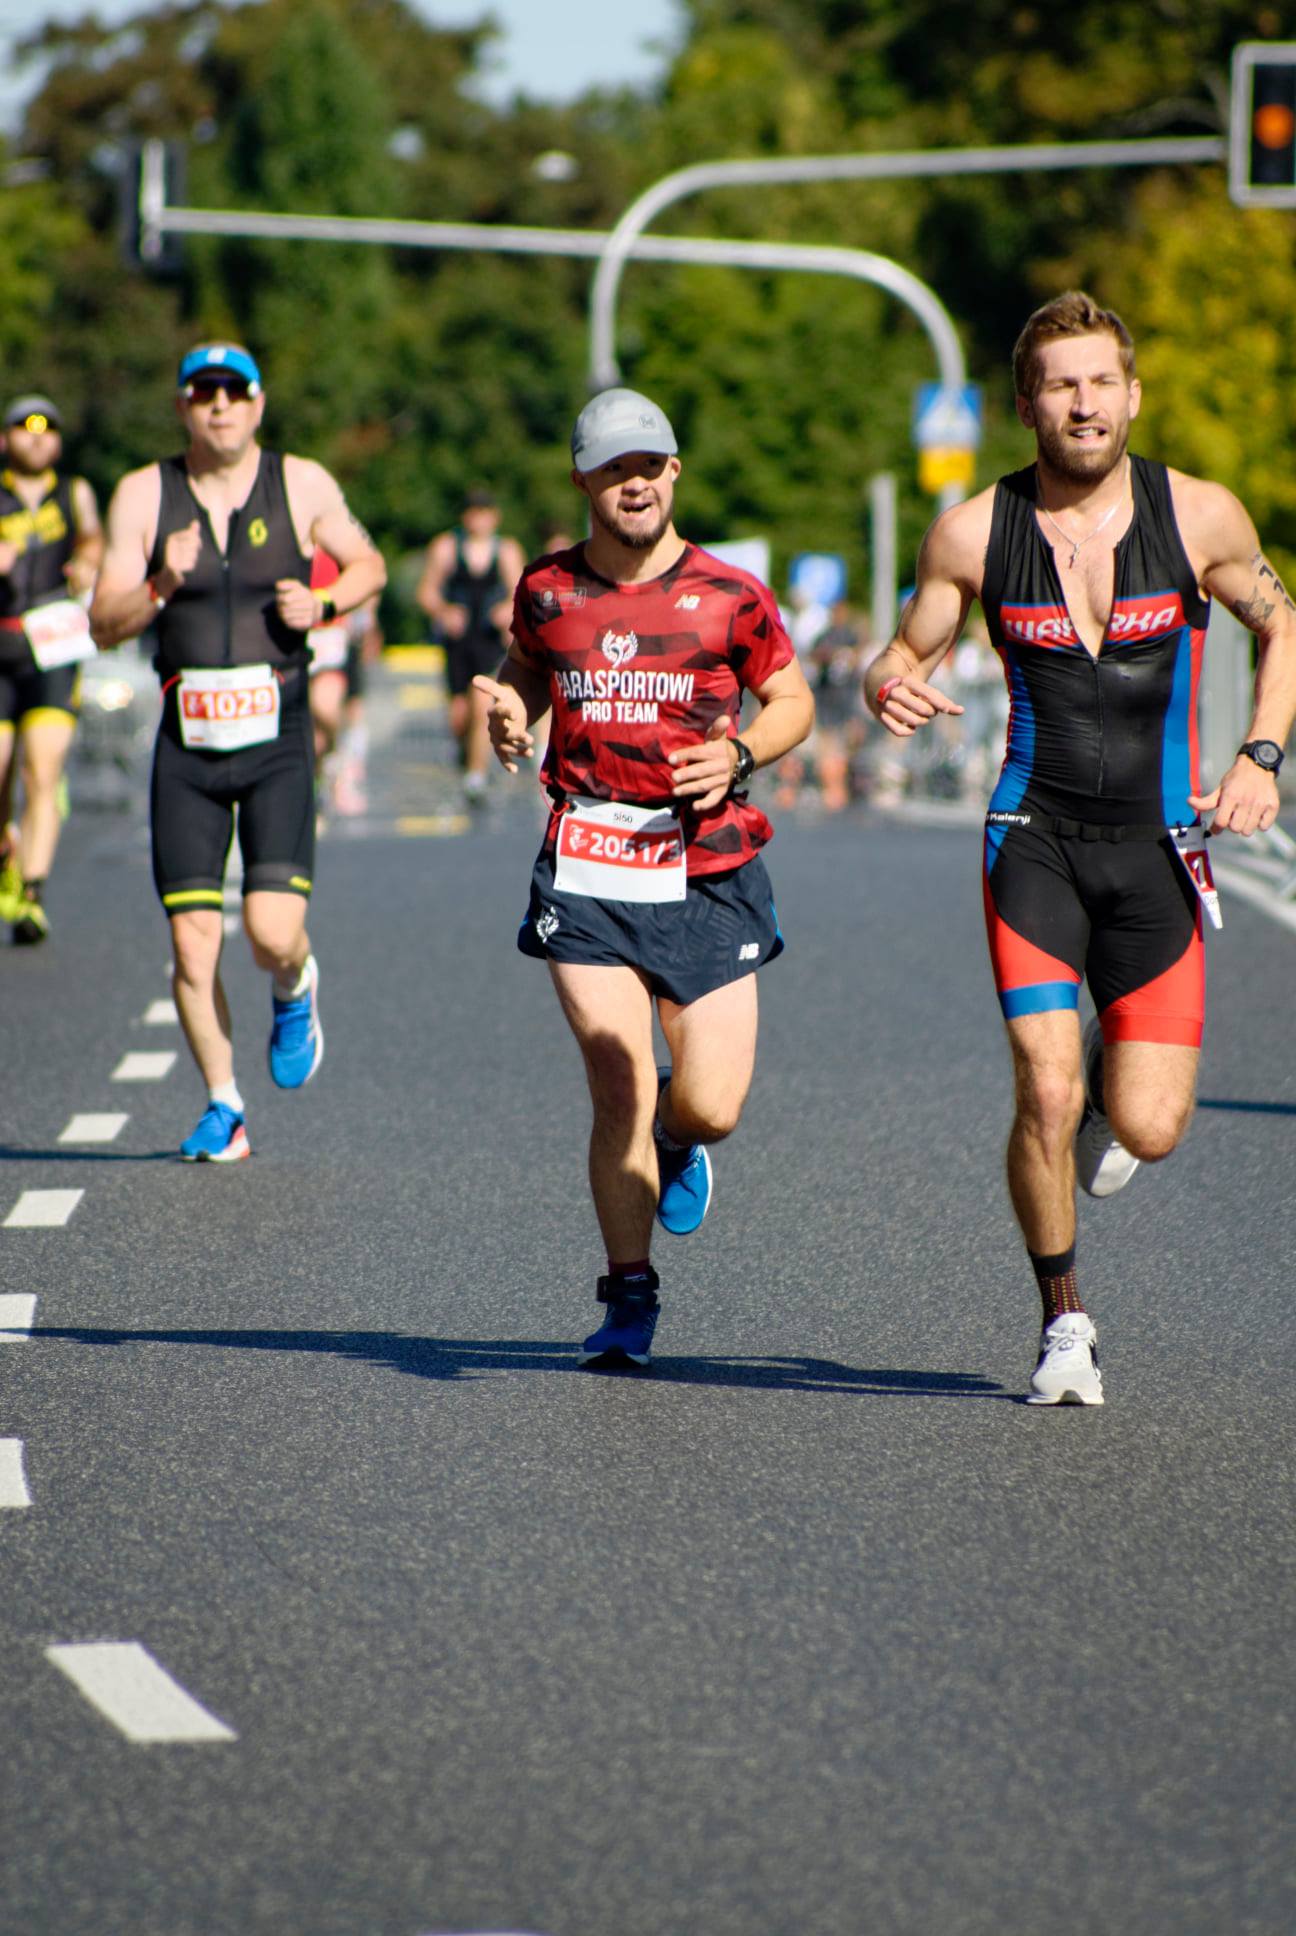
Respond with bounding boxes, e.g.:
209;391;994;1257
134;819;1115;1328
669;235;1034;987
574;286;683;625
580;1269;661;1369
180;1102;250;1163
654;1067;713;1235
269;954;324;1089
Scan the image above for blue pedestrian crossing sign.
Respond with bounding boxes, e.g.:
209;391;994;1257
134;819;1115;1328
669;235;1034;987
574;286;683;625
788;551;848;608
912;382;983;494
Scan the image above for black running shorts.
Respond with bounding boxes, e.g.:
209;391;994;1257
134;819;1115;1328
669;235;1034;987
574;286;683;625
518;848;784;1006
0;661;80;728
445;630;506;698
150;679;316;913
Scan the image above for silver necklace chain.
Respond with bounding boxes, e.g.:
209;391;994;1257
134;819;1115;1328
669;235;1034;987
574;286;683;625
1036;466;1129;569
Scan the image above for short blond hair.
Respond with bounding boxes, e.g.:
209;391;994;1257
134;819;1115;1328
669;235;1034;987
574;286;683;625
1012;291;1135;400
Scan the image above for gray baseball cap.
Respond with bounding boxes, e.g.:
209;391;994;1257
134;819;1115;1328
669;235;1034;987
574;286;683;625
571;387;677;473
4;394;61;430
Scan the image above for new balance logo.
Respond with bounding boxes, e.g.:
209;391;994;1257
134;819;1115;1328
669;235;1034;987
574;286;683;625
738;942;760;961
675;594;700;610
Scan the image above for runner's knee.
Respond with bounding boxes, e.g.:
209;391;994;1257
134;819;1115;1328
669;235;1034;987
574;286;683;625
1014;1066;1085;1146
1110;1098;1192;1164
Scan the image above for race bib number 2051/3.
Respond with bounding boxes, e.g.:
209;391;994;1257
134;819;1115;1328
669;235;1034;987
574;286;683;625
554;796;687;904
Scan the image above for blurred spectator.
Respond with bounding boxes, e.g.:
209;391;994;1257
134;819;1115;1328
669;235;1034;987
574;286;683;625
949;613;1008;800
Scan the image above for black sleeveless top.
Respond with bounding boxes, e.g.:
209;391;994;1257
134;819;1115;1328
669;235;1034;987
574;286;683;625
443;532;506;648
0;471;79;665
982;454;1210;827
148;450;312;678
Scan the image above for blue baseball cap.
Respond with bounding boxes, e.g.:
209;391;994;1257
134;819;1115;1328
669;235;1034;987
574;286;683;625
177;343;262;394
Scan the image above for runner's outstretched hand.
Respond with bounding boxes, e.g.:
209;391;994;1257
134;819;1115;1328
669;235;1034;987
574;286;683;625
1189;759;1280;838
876;675;964;738
473;674;534;773
669;714;737;812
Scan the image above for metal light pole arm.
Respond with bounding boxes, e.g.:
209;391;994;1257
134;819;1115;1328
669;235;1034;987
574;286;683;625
588;137;1225;389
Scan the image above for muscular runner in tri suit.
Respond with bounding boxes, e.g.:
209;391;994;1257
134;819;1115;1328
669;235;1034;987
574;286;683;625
475;387;814;1369
0;395;103;944
864;291;1296;1406
416;489;525;804
91;342;385;1161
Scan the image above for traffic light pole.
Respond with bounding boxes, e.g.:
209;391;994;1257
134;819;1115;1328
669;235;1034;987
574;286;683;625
587;135;1225;391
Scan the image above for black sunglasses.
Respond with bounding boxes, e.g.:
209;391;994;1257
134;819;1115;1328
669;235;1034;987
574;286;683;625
184;376;255;403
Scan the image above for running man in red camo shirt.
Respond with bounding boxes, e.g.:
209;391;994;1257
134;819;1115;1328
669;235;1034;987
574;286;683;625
475;388;814;1369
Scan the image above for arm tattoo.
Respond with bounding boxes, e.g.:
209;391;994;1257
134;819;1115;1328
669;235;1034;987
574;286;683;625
1230;588;1275;632
1256;554;1296;616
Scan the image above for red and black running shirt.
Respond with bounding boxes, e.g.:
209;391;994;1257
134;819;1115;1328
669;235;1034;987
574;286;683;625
511;543;795;877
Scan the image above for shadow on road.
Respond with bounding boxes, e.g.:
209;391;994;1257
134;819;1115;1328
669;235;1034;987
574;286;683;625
32;1325;1003;1397
1196;1097;1296;1117
0;1146;174;1164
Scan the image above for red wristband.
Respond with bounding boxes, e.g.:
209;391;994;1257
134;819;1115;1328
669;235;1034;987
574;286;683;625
146;576;167;607
876;675;903;711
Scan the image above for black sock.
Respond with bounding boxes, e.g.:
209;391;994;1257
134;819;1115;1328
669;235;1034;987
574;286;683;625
1029;1244;1085;1325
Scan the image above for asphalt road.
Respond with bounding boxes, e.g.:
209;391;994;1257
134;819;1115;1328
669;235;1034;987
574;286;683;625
2;677;1293;1936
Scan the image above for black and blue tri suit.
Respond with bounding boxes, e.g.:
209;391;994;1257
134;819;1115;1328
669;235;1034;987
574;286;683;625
980;454;1210;1045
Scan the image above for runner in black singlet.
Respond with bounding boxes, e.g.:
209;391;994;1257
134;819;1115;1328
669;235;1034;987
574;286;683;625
0;395;103;943
864;291;1296;1406
91;342;385;1162
416;488;525;804
474;388;814;1370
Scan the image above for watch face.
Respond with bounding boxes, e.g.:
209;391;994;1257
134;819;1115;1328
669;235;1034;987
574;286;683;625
1249;741;1283;770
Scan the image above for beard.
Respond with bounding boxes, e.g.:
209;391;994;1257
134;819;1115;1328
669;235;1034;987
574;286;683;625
1034;413;1131;485
591;493;673;551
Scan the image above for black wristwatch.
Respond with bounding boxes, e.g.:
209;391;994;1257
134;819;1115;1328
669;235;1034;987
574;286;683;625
729;738;755;792
1239;739;1284;775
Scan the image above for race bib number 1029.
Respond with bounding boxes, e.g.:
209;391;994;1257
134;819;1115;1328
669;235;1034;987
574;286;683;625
177;664;281;751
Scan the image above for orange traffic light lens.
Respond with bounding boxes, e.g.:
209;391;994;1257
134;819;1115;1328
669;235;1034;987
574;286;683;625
1254;102;1296;148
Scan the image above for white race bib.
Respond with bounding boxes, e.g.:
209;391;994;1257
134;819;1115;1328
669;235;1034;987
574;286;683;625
553;796;687;904
23;599;96;670
1169;822;1223;930
177;664;281;752
307;622;348;672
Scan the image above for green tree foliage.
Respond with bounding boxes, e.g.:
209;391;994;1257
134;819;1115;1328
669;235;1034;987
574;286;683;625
6;0;1295;604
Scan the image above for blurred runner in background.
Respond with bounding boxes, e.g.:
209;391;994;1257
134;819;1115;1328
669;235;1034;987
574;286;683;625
416;488;525;806
0;394;103;944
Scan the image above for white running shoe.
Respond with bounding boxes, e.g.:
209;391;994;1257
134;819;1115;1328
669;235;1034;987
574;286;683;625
1027;1312;1104;1406
1074;1016;1140;1199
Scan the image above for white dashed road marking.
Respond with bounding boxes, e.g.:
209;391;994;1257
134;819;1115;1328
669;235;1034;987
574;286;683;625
59;1113;129;1144
5;1189;83;1228
111;1051;177;1082
0;1295;37;1340
46;1642;237;1744
0;1439;31;1507
142;999;179;1026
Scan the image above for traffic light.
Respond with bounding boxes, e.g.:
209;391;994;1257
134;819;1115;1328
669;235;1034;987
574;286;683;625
119;139;187;272
1230;43;1296;207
